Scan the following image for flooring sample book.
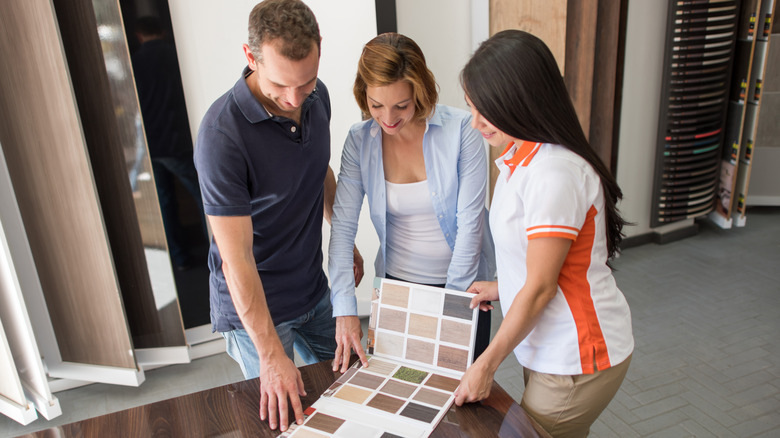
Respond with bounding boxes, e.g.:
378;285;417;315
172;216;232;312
279;278;478;438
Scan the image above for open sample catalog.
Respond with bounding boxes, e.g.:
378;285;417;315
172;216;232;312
279;278;479;438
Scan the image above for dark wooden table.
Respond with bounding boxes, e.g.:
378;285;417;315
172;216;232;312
24;359;550;437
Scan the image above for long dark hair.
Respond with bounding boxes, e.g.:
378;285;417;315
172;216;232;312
462;29;627;259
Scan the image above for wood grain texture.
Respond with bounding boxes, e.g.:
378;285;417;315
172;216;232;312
303;412;344;434
437;345;469;372
380;379;417;398
489;0;568;71
439;319;471;346
51;0;186;350
334;384;372;404
28;358;551;437
347;371;385;390
366;392;406;414
413;388;451;408
400;402;439;423
408;313;438;339
381;283;410;308
366;357;398;375
442;295;473;321
375;332;404;357
424;374;460;393
0;0;135;368
405;338;435;365
377;308;408;333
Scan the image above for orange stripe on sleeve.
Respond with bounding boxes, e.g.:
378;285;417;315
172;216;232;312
528;231;577;240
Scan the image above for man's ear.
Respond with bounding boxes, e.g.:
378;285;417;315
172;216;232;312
243;44;258;70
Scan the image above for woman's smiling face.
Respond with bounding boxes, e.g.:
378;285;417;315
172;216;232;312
366;81;416;136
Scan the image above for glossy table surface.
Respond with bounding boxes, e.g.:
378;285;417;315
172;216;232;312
24;359;550;437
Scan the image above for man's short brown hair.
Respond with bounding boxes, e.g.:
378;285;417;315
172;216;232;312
248;0;320;62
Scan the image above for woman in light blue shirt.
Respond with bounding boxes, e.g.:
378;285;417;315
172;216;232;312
328;33;494;372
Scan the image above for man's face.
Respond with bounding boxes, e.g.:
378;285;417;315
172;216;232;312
244;40;319;114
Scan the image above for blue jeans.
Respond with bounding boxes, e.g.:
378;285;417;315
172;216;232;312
222;291;337;379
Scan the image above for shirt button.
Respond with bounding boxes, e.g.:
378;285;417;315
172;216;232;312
291;126;297;133
432;192;436;196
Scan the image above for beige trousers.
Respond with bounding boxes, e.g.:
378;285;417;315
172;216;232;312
520;354;632;438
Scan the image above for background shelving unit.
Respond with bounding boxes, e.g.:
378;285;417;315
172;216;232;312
651;0;740;227
711;0;776;227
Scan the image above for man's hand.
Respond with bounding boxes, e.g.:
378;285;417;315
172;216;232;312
467;280;498;312
352;246;364;287
333;315;367;372
258;352;306;432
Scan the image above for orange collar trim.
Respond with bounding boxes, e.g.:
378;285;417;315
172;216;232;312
503;141;541;176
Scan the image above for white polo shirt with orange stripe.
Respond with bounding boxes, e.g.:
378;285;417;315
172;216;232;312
491;141;633;375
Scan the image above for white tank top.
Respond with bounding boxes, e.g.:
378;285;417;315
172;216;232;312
385;180;452;284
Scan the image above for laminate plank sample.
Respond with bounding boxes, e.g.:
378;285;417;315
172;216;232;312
304;412;344;434
425;374;460;392
380;380;416;398
0;0;135;369
347;371;385;390
437;346;469;372
442;295;473;320
408;313;438;339
413;388;450;408
377;308;407;333
405;339;435;365
381;283;410;308
366;393;406;414
400;402;439;423
439;319;471;346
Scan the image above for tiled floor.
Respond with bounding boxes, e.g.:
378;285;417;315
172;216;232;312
494;207;780;437
2;207;779;437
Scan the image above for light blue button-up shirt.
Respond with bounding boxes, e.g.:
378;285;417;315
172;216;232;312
329;105;494;316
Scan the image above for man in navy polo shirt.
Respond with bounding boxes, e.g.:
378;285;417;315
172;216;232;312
194;0;363;432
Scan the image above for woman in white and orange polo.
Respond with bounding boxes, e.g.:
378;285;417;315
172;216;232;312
453;30;634;438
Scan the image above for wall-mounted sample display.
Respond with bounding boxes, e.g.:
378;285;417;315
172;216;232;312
651;0;740;226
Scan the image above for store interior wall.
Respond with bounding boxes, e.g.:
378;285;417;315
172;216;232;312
168;0;697;309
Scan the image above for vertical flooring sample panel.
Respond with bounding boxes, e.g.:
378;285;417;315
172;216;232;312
0;0;135;369
0;317;37;425
0;145;61;420
51;0;186;351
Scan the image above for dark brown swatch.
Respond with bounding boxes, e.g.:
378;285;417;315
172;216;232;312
443;294;473;320
381;433;405;438
380;380;416;398
348;371;385;390
304;412;345;434
400;402;439;423
366;393;406;414
424;374;460;392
